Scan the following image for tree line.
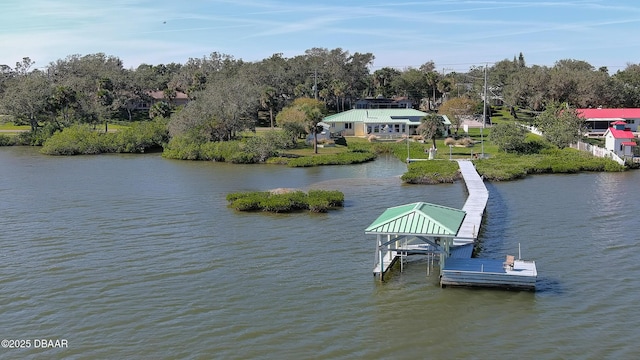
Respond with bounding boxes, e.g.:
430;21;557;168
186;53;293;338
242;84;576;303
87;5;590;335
2;49;640;146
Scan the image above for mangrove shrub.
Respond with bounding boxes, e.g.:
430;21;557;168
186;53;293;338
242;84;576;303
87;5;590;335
227;189;344;213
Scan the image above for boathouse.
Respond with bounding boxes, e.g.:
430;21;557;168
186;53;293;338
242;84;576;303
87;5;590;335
365;202;468;281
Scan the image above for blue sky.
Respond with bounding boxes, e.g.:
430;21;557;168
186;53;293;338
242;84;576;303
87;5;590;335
2;0;640;73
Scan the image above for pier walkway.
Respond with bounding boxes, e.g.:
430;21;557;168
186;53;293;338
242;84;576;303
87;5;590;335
453;160;489;246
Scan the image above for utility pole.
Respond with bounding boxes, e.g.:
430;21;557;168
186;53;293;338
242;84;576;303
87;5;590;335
313;68;318;100
481;64;487;158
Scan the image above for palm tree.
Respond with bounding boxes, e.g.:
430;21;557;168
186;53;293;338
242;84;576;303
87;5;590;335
417;113;444;150
425;71;439;110
437;78;452;103
260;86;277;128
331;80;347;112
305;107;324;154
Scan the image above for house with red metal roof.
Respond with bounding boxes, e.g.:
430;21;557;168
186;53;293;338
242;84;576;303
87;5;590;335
577;108;640;134
604;121;637;159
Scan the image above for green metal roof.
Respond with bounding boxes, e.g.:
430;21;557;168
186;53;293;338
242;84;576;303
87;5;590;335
364;202;465;237
323;109;450;125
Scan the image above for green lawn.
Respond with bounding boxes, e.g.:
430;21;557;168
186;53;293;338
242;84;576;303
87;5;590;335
0;123;30;131
275;131;497;160
0;121;129;132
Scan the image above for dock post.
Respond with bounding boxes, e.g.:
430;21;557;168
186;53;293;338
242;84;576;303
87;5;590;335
375;235;383;281
379;237;384;282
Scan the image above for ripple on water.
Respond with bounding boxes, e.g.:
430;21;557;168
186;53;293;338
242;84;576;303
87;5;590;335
2;149;640;359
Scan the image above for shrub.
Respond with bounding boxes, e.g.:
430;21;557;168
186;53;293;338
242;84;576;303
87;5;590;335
490;122;527;153
111;120;168;153
307;198;330;212
262;129;297;149
16;124;59;146
39;121;168;155
162;135;201;160
41;125;106;155
199;142;223;161
227;189;344;213
308;189;344;209
229;151;256;164
0;134;15;146
259;195;294;212
231;197;263;211
243;135;278;162
281;191;309;209
202;141;243;161
264;156;291;165
286;151;376;167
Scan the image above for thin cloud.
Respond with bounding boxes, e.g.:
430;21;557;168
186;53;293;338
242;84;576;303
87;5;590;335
1;0;639;70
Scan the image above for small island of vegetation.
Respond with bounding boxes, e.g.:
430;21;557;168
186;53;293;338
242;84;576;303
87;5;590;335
226;189;344;213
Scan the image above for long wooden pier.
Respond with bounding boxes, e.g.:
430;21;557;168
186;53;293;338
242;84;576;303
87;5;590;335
453;160;489;246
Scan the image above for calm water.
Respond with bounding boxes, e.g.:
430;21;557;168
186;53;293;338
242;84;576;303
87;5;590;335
1;147;639;359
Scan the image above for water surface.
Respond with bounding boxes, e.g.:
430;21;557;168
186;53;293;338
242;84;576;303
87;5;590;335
1;147;639;359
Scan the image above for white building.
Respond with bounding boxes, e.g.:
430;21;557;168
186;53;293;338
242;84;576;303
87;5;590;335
604;121;637;158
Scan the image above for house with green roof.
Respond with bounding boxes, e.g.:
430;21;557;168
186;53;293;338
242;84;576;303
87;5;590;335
322;109;450;138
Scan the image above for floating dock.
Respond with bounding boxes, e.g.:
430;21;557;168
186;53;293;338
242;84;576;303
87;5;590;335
366;159;537;290
441;258;537;290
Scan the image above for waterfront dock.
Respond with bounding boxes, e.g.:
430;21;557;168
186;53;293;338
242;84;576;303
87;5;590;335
366;159;537;290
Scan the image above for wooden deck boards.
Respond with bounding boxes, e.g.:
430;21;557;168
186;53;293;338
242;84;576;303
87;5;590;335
454;160;488;245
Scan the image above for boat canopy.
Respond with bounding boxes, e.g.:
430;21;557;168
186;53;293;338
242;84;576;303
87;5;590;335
365;202;465;237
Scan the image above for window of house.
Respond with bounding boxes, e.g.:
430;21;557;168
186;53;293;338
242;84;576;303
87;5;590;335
345;122;352;129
